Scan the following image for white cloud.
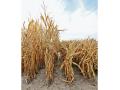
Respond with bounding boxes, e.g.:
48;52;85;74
22;0;97;40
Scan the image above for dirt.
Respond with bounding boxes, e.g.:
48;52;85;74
22;65;97;90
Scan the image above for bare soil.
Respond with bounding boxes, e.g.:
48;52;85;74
22;65;97;90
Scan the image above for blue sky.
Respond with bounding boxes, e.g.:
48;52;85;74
64;0;80;12
84;0;98;11
64;0;98;13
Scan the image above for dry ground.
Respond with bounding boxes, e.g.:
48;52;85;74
22;64;97;90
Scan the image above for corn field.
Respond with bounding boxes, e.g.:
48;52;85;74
21;11;98;84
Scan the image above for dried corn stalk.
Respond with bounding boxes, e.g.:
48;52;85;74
21;20;45;83
40;9;61;83
60;41;80;83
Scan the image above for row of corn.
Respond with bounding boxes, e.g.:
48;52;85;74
60;39;97;83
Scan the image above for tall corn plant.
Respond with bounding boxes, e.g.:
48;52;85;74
22;20;45;83
40;10;60;84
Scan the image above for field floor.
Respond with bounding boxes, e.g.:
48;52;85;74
22;65;97;90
